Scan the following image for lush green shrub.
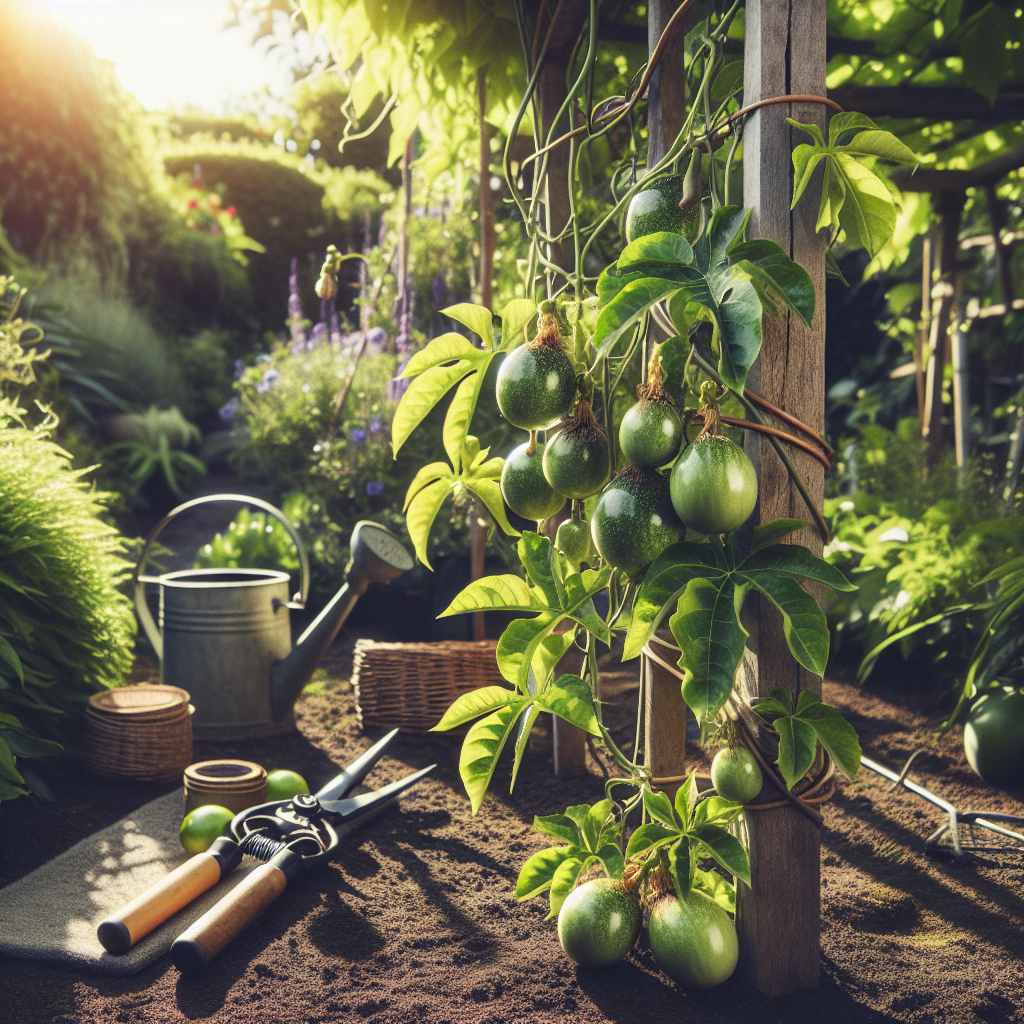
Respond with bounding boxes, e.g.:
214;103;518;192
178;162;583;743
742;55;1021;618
825;419;1024;688
0;279;135;802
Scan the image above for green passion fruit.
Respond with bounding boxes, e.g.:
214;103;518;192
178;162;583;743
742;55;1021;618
625;171;702;243
557;878;642;967
501;441;566;521
543;401;610;500
648;890;739;989
669;435;757;536
556;516;597;569
591;467;683;579
711;746;763;804
963;687;1024;788
619;380;683;470
495;315;577;430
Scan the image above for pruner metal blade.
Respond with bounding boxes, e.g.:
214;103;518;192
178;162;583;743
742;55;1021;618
319;764;435;821
315;728;401;803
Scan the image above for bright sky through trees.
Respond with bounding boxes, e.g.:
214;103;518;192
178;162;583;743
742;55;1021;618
35;0;314;111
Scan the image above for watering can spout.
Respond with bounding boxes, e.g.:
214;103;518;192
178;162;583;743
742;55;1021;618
270;521;414;721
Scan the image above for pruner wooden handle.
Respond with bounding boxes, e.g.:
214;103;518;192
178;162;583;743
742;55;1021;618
170;849;301;972
97;837;241;955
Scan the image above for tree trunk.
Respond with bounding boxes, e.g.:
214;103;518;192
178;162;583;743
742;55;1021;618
738;0;828;996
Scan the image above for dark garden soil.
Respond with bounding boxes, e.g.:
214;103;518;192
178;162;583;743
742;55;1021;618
1;633;1022;1024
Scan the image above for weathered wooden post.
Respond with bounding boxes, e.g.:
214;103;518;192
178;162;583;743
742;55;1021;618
538;0;588;774
738;0;828;995
640;0;693;798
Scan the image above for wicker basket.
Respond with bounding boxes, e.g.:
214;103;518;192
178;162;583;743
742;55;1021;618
86;684;193;783
352;640;507;733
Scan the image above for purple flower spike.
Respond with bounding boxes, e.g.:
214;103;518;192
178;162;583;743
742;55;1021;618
256;368;281;394
351;428;367;444
219;397;239;422
369;418;383;434
366;481;385;496
233;359;245;380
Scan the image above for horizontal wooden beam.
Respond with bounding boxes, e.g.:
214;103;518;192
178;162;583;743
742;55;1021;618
829;86;1023;123
891;146;1024;193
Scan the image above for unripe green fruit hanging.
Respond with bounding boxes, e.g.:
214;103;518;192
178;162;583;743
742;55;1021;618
500;442;566;521
591;467;683;579
619;384;683;470
669;435;757;536
556;517;597;569
543;401;609;500
625;163;703;243
495;315;577;430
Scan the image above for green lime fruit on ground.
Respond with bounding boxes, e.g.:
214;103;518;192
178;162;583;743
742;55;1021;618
501;441;566;521
711;746;763;803
591;467;683;579
557;878;642;967
669;435;758;535
556;517;597;568
625;174;702;243
964;687;1024;788
496;344;577;430
649;890;739;989
619;399;683;470
265;769;310;802
179;805;234;854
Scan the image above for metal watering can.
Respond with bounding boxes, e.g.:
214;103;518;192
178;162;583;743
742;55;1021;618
133;494;414;740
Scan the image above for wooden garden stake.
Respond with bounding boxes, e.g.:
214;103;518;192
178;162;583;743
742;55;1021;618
640;0;692;797
739;0;828;995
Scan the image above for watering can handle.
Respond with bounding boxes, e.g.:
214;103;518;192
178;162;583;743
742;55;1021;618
132;494;311;661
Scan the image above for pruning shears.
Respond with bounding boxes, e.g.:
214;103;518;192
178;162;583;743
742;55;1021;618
98;730;433;971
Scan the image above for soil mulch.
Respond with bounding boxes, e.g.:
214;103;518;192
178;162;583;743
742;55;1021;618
1;635;1021;1024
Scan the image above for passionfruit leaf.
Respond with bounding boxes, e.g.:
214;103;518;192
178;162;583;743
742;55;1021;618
796;701;862;780
691;824;751;886
775;715;818;790
510;703;542;791
739;543;857;592
460;702;531;813
392;361;475;456
398;332;482;378
750;518;808;553
624;822;676;860
499;298;537;350
515;845;576;900
539;675;601;737
670;576;748;725
439;575;550;617
742;573;830;676
623;558;725;661
547;857;584;918
442;302;495;348
432;686;523;732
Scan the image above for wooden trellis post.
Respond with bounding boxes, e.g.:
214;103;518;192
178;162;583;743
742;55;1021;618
641;0;693;797
738;0;828;995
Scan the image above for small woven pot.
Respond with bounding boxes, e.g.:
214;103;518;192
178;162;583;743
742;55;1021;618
86;685;193;783
352;639;508;733
183;760;268;816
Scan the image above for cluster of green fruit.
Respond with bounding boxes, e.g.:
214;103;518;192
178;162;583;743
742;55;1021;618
497;317;757;579
178;769;309;853
554;747;762;985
